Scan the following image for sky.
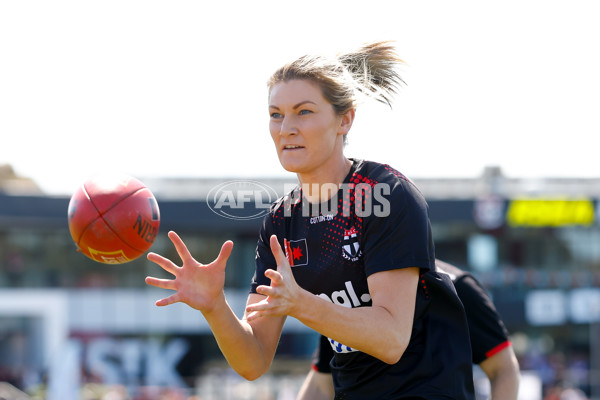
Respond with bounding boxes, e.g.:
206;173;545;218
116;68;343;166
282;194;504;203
1;0;599;196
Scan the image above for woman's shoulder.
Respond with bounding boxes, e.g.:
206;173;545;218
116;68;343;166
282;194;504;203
267;184;301;217
350;159;424;198
350;159;413;184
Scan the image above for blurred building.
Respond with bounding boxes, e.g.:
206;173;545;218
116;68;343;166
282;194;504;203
0;166;599;399
0;164;43;196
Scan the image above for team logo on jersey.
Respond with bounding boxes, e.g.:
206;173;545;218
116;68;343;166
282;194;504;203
342;226;362;262
284;238;308;267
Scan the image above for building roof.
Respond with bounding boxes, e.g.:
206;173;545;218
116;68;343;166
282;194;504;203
143;166;600;200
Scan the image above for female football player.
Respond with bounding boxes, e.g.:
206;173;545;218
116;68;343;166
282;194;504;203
146;41;476;399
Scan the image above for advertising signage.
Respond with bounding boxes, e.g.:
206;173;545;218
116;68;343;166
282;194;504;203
506;198;595;227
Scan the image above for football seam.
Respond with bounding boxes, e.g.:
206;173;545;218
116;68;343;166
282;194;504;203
82;185;155;255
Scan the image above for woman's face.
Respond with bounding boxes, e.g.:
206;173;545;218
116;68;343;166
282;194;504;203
268;79;349;177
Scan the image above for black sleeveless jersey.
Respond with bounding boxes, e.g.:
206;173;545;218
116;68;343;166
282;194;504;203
434;260;511;364
251;159;475;400
313;260;512;370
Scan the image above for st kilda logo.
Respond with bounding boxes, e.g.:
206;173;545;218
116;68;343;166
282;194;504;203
342;226;361;262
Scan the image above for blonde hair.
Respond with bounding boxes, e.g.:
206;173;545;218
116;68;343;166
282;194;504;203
267;40;405;116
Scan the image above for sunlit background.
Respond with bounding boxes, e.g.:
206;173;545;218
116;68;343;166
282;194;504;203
1;1;600;399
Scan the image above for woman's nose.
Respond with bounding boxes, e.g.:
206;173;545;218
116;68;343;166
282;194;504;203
280;116;298;136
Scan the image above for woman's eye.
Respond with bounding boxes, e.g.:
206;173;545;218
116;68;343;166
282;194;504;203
270;112;282;119
299;109;313;115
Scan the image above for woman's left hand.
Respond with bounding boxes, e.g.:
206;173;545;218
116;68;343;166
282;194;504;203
245;234;305;321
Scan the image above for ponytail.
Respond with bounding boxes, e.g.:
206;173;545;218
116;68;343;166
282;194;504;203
267;40;404;144
337;41;405;108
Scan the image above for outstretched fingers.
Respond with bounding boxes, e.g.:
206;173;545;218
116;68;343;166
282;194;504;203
145;276;176;290
154;292;181;307
213;240;234;270
144;233;236;312
269;235;291;274
245;296;272;320
256;283;276;297
168;231;196;265
264;268;283;285
147;252;180;276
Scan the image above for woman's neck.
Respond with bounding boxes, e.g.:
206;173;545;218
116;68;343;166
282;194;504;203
297;157;353;203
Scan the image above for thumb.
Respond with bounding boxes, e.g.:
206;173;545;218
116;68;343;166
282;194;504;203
270;235;292;273
214;240;234;270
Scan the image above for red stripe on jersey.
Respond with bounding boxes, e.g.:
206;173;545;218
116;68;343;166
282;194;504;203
284;239;293;266
485;340;512;359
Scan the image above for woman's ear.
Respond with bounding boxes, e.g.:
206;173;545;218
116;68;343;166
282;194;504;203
338;108;355;136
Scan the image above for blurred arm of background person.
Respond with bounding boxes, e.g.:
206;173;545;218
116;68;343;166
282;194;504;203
479;345;520;400
440;259;520;400
297;260;521;400
297;335;335;400
297;368;335;400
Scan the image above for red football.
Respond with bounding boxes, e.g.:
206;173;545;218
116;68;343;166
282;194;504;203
67;173;160;264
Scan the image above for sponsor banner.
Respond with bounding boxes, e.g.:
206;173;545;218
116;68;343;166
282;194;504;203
506;198;595;227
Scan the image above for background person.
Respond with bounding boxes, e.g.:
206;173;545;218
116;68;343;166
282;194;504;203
297;259;521;400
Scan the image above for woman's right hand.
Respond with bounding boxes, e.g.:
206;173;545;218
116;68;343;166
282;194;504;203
145;231;234;313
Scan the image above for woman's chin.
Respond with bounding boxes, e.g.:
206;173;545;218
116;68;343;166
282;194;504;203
278;159;303;174
282;165;300;174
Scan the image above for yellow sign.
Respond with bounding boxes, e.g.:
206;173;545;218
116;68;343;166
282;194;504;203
506;198;595;227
